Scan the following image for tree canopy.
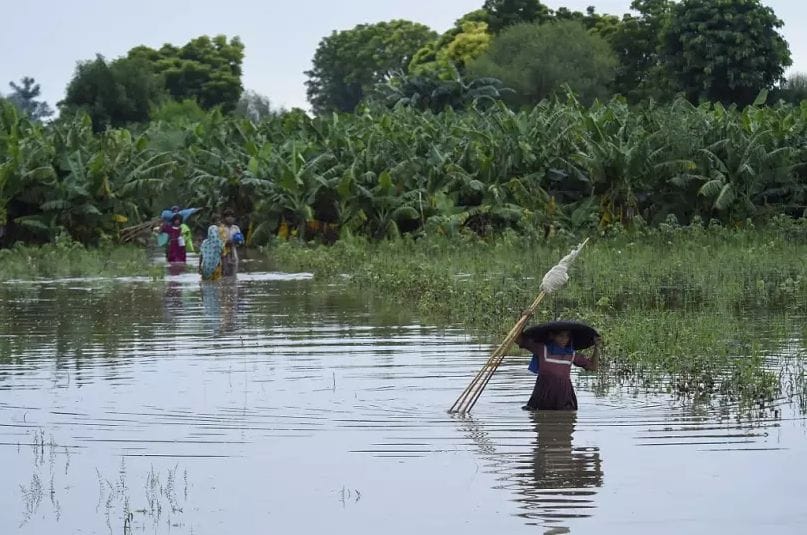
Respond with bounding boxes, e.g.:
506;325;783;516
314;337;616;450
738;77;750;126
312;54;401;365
482;0;552;33
128;35;244;112
409;11;493;80
6;77;54;121
305;20;437;114
60;55;165;130
468;20;617;106
661;0;791;105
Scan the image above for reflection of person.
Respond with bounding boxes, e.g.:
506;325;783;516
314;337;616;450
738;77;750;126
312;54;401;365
218;208;243;277
200;279;239;335
160;214;187;263
522;411;603;532
458;411;603;534
220;279;239;334
199;225;224;281
517;329;600;411
163;280;183;318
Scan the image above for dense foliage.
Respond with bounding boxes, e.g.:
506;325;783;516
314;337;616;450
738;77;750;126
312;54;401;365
468;21;617;106
307;0;793;111
58;35;244;131
271;221;807;406
305;20;437;114
2;94;806;246
661;0;791;105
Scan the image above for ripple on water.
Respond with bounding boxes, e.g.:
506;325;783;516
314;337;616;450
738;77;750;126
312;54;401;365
0;269;805;535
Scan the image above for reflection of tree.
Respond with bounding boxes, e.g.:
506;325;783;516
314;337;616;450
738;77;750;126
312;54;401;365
0;283;164;370
459;412;603;535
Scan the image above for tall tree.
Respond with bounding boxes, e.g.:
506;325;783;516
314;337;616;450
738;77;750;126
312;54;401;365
482;0;551;34
606;0;673;102
129;35;244;112
305;20;437;114
469;20;617;106
409;11;493;79
7;77;53;121
60;55;165;131
661;0;791;105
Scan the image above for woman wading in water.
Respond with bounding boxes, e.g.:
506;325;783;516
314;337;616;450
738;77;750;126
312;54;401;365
517;325;601;411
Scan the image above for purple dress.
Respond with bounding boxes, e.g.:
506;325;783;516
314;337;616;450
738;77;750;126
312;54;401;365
161;223;186;263
523;342;592;411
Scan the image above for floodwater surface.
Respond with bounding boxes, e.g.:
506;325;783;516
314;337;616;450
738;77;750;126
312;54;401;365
1;260;806;534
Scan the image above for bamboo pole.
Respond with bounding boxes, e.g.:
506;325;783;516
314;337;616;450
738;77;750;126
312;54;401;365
448;291;545;414
448;239;590;414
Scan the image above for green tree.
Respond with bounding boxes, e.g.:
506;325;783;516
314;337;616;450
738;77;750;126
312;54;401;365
469;21;617;106
773;73;807;104
305;20;437;114
661;0;791;106
554;5;621;36
129;35;244;112
606;1;673;102
409;11;492;79
482;0;551;34
409;22;492;80
7;77;53;121
60;55;165;131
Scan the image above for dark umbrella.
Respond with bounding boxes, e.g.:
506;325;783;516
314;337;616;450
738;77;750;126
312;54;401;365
522;321;600;350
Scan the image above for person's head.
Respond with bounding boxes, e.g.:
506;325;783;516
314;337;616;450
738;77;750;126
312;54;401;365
171;214;181;227
222;208;235;225
549;330;571;348
171;205;180;213
207;225;219;240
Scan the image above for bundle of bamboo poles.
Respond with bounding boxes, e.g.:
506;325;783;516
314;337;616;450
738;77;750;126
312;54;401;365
119;218;160;243
449;239;590;414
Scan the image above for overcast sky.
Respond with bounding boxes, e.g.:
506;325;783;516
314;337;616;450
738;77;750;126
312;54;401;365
2;0;805;111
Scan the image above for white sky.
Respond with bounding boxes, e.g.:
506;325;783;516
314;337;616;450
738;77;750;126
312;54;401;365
1;0;805;111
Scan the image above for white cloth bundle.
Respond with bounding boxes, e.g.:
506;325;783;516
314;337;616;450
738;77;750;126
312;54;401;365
540;241;586;294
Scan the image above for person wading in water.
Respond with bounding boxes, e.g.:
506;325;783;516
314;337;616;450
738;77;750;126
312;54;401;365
517;328;601;411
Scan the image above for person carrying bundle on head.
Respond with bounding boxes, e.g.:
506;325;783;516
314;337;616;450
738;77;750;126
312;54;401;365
161;205;202;224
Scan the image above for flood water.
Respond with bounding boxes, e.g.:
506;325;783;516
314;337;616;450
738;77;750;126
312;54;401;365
1;258;806;534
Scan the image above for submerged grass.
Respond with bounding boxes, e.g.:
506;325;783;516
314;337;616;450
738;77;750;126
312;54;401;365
269;222;807;408
0;241;157;280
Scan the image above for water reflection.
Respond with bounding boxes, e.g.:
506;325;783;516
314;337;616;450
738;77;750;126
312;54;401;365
517;411;602;533
1;269;805;535
461;411;602;534
200;279;240;336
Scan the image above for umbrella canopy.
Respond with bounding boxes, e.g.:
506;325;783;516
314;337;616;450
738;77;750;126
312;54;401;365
522;321;600;350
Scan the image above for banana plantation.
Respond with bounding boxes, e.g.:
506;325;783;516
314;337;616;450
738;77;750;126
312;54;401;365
1;95;806;246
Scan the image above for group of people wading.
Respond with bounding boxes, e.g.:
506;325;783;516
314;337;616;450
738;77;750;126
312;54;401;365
157;206;244;281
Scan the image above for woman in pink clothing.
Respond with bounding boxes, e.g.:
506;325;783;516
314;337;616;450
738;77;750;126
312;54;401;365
160;214;187;263
517;328;601;411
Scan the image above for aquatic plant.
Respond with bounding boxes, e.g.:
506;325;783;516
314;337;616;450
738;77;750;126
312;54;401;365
270;227;807;407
